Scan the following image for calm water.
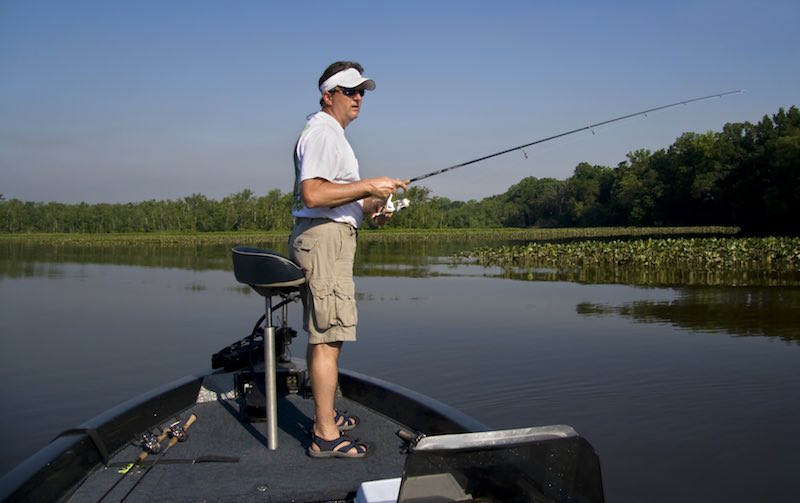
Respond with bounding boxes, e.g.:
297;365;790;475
1;241;799;502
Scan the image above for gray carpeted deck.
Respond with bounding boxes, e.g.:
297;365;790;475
68;393;409;503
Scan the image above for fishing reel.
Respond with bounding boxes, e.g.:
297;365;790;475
168;420;190;442
140;432;162;454
375;193;410;221
385;193;410;213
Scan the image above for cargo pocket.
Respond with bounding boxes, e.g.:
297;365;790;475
292;235;316;252
308;280;335;331
333;281;358;327
291;235;316;273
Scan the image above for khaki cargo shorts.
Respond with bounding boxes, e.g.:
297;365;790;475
289;218;358;344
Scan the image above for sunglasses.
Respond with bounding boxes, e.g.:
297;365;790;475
336;87;366;98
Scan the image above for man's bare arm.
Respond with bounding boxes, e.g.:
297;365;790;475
301;177;408;209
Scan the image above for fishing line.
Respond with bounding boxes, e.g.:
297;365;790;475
407;90;744;184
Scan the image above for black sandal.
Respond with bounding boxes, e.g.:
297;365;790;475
334;411;359;431
308;432;370;459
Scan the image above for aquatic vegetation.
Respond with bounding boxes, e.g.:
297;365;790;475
461;237;800;269
457;236;800;286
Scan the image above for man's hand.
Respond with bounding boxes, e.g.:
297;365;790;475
364;197;391;226
371;208;392;226
364;177;409;199
368;194;411;226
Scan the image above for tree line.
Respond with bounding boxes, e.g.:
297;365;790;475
0;189;294;234
2;106;798;235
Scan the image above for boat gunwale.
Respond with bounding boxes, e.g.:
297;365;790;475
338;367;488;435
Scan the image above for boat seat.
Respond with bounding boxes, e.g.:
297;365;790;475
231;246;306;297
230;246;306;451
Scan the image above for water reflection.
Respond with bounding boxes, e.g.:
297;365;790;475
3;240;799;343
6;239;798;286
0;241;243;276
577;288;800;343
494;265;800;287
0;240;471;278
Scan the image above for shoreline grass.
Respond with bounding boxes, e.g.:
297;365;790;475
0;226;741;246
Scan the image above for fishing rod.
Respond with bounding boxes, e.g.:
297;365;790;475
407;90;744;184
117;414;197;502
97;422;173;502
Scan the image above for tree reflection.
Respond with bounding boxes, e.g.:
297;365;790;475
577;288;800;343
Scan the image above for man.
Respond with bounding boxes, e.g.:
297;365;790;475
289;61;408;458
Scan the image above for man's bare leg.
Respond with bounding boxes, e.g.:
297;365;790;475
306;341;367;457
308;341;341;438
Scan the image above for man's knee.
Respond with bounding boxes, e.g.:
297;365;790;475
309;341;342;359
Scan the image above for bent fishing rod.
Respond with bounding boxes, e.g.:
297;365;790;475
407;90;744;184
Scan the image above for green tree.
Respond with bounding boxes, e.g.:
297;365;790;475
565;162;616;226
610;150;662;225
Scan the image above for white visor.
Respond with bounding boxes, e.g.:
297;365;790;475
319;68;376;93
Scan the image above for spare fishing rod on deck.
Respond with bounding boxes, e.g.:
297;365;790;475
406;90;744;184
118;414;197;502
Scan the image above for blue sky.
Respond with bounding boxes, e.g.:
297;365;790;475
1;0;797;204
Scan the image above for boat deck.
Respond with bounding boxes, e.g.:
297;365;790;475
2;361;605;503
69;391;408;502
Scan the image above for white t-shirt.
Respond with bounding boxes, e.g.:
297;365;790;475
292;111;363;228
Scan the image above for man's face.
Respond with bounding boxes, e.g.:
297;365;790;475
327;87;365;127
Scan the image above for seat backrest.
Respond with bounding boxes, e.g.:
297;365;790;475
231;247;305;289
